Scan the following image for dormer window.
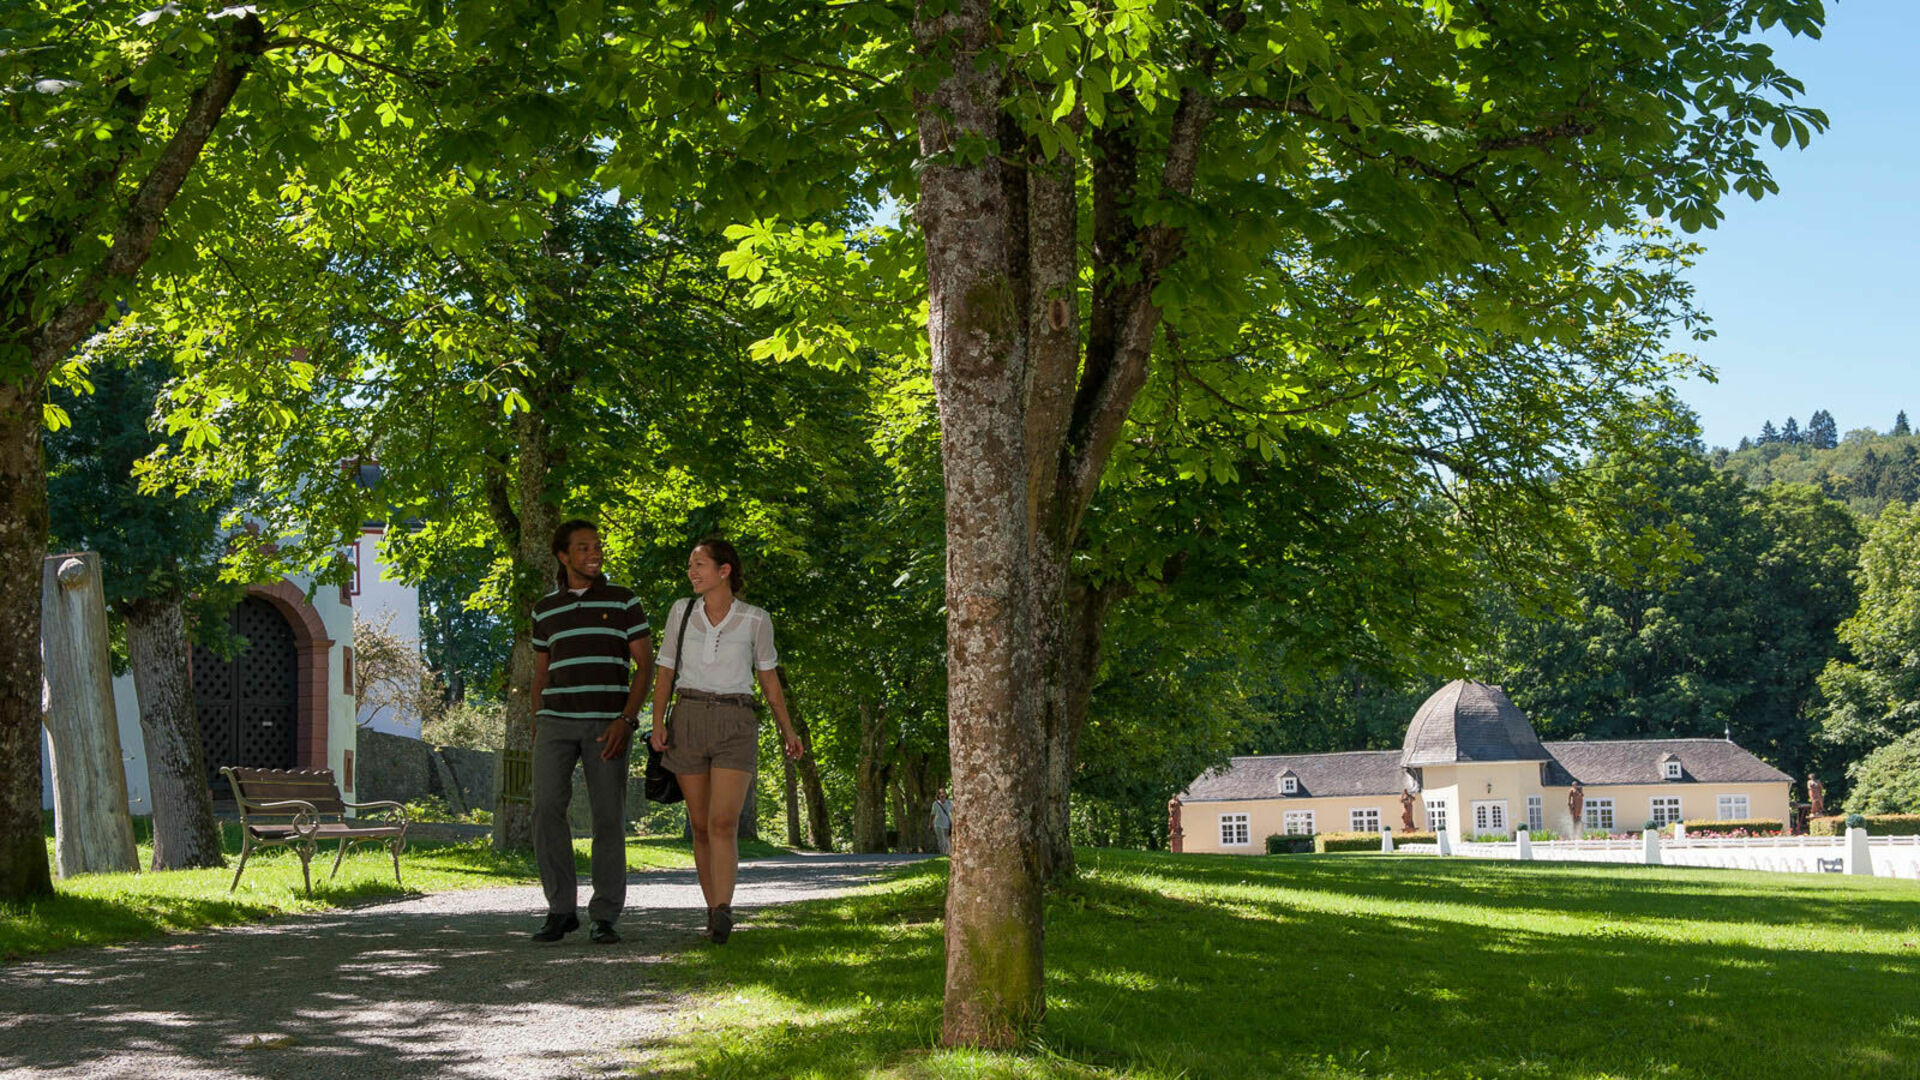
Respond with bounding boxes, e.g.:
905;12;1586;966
1661;756;1682;781
1280;772;1299;795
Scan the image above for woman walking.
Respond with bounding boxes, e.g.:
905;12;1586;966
650;539;804;943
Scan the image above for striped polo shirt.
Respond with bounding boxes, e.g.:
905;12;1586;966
532;581;651;721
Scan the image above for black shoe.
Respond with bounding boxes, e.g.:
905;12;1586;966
531;913;580;942
589;920;621;944
710;903;734;945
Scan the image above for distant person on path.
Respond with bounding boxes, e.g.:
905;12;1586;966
529;520;655;945
930;788;952;854
651;538;804;944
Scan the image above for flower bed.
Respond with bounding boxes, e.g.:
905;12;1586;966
1679;818;1781;837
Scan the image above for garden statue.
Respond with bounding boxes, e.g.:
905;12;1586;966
1809;777;1825;817
1568;781;1585;830
1400;788;1418;832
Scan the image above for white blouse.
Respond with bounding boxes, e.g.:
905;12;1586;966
656;597;779;695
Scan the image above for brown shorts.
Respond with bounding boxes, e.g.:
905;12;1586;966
662;698;758;775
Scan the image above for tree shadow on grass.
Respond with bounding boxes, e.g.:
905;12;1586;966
1134;850;1920;934
1;856;897;1079
639;853;1920;1080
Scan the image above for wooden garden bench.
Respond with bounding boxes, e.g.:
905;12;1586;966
222;767;410;896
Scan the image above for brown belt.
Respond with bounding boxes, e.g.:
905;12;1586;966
675;687;755;708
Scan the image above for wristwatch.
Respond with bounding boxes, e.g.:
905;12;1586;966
621;714;640;731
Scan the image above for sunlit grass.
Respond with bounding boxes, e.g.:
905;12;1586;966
640;850;1920;1080
2;822;783;959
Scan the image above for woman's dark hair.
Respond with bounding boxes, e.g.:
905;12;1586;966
551;518;603;590
694;538;745;594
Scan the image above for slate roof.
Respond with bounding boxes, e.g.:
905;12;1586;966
1542;738;1792;786
1179;750;1406;802
1401;680;1550;767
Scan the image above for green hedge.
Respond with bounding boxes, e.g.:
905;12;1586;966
1313;831;1435;853
1266;834;1315;855
1810;814;1920;836
1679;818;1781;836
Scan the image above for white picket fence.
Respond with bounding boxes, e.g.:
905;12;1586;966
1394;830;1920;881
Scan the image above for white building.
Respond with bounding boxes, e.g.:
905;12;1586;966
42;505;424;814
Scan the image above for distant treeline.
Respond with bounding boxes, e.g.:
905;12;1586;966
1716;420;1920;517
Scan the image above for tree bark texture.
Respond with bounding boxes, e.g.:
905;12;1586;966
783;749;802;848
1039;583;1118;877
853;698;892;853
492;406;559;852
41;553;139;877
897;748;938;853
0;405;54;899
916;0;1046;1046
777;667;833;849
124;595;226;870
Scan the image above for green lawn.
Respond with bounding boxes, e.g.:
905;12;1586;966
646;850;1920;1080
2;818;782;959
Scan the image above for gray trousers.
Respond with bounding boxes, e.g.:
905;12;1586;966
532;717;630;923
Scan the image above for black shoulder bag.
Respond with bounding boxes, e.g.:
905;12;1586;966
642;599;696;805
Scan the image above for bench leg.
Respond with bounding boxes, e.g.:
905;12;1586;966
330;839;351;882
389;838;403;888
298;839;315;897
229;835;253;894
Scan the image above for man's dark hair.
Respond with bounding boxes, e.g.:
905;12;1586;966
551;519;604;590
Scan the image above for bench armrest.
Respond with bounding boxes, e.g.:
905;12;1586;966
342;800;409;824
240;799;321;838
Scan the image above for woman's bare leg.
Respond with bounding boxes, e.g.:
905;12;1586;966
701;768;755;907
677;771;716;908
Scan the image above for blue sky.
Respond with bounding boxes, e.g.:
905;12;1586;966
1673;1;1919;449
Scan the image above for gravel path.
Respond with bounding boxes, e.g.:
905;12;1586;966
1;853;924;1079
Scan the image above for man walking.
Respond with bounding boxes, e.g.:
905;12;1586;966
529;519;654;944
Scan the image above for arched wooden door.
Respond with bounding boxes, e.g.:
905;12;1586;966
195;596;299;791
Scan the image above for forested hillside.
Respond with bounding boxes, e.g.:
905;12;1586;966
1715;414;1919;515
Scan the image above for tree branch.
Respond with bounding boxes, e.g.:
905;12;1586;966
27;14;269;380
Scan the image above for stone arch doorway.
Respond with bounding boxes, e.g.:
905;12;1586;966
194;596;299;792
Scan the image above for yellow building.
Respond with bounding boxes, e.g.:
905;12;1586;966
1170;680;1793;853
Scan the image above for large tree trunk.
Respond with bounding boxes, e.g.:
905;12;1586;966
0;403;55;899
777;665;833;849
916;0;1046;1046
0;13;268;902
123;595;225;870
852;699;892;853
492;406;559;852
898;748;938;853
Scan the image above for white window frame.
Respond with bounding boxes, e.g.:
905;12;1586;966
1472;800;1508;836
1650;796;1683;827
1350;808;1381;833
1663;760;1682;780
346;538;362;596
1218;813;1250;847
1717;794;1750;821
1526;795;1544;832
1425;800;1448;835
1587;798;1616;832
1283;810;1315;836
1281;775;1299;795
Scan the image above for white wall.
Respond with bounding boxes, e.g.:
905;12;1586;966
41;569;378;810
350;527;426;739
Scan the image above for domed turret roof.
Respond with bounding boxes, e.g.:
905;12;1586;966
1401;680;1549;767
